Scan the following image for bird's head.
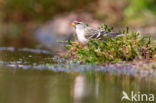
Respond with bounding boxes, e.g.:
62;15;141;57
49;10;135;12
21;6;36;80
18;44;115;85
71;20;87;30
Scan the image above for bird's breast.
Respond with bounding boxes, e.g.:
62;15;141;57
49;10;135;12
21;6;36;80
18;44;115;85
76;30;88;44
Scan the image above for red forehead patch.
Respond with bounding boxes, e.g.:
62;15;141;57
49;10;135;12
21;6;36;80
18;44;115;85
73;19;82;23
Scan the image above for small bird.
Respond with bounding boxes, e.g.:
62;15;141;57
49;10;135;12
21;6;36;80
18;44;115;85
72;20;124;44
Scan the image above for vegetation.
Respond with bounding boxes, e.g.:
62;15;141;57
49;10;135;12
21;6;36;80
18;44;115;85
0;0;95;21
0;0;155;24
65;25;156;64
124;0;156;25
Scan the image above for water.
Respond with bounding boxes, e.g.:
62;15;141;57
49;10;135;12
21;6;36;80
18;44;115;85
0;47;155;103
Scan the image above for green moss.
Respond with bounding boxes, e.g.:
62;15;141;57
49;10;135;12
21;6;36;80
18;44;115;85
65;25;156;64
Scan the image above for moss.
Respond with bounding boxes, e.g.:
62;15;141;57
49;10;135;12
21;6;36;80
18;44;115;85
65;25;156;64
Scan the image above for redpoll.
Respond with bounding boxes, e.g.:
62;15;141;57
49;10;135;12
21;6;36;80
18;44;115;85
72;20;124;44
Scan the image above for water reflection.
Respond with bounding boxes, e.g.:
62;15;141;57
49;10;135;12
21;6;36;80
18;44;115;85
73;75;86;102
0;68;155;103
0;47;155;103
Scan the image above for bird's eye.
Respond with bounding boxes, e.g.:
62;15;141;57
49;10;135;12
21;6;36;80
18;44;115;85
76;22;80;24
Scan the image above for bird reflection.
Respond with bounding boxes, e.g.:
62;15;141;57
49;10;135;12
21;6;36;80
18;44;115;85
73;75;86;103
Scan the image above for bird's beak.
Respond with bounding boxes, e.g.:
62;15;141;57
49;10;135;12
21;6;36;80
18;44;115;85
71;23;76;27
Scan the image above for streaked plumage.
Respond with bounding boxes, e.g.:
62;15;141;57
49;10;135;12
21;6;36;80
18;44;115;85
72;20;124;44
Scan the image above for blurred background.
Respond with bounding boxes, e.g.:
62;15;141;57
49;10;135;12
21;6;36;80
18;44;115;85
0;0;156;52
0;1;156;103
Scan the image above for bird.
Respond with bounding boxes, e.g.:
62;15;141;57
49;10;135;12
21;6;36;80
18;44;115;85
71;20;124;44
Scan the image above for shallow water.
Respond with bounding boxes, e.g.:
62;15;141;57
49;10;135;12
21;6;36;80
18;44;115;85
0;47;155;103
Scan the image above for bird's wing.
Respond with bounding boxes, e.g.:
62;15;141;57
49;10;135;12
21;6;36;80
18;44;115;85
85;27;124;40
84;27;101;39
101;31;124;37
